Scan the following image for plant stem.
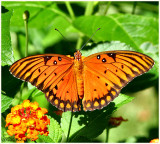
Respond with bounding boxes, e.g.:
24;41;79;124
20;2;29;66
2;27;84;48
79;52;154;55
104;1;112;15
23;10;29;57
76;2;95;50
84;1;94;16
132;2;137;14
65;1;75;20
24;20;28;57
66;112;73;142
19;82;25;104
76;35;83;50
105;117;111;142
106;126;110;142
19;11;30;103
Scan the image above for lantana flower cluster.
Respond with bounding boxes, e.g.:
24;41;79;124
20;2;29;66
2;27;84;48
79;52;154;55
5;100;50;142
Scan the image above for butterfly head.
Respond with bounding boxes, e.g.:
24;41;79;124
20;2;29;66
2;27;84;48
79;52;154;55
74;50;82;61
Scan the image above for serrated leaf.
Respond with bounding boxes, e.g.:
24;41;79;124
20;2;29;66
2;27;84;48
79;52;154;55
48;117;62;142
1;6;14;66
36;116;62;143
73;14;158;52
1;94;13;113
61;94;134;142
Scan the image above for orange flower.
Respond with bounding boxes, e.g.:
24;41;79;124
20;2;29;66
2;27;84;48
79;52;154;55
150;138;159;143
109;116;128;127
5;100;50;143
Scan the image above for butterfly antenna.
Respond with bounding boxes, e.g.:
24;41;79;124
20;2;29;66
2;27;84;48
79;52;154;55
55;28;75;51
80;28;101;50
55;28;68;41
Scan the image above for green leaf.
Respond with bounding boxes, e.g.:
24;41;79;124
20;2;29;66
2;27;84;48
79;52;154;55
2;2;75;58
61;94;134;142
73;14;158;51
42;15;72;48
36;116;62;143
48;117;62;142
1;94;13;113
1;6;14;66
140;42;159;77
61;111;86;140
2;2;62;29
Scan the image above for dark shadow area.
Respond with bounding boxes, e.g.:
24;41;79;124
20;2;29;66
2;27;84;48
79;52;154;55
57;2;85;17
1;6;9;13
122;74;158;93
47;103;62;123
44;39;76;56
2;66;22;97
148;127;159;140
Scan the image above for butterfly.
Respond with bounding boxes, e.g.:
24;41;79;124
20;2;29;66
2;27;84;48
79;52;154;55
10;50;154;112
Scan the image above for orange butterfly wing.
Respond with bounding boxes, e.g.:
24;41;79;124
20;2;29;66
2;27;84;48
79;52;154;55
82;50;154;111
9;54;81;112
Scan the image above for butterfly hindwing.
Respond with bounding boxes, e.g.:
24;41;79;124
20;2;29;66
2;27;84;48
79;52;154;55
45;67;81;112
83;50;154;111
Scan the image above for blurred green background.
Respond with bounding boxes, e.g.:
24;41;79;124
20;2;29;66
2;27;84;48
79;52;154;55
1;1;158;143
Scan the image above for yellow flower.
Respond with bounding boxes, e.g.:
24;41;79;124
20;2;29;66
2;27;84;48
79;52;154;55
5;100;50;143
11;105;22;113
150;139;159;143
12;115;21;125
22;100;30;108
30;102;39;110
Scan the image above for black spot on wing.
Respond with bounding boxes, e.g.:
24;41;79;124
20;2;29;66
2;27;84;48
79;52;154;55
107;53;116;61
44;56;52;65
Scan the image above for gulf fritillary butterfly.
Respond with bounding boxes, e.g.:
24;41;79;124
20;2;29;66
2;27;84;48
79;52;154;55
10;50;154;112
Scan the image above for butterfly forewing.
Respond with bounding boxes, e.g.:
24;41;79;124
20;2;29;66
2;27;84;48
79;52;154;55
83;50;154;111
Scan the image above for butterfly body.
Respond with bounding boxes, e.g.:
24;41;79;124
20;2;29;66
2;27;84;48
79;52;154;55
10;50;154;112
74;50;84;99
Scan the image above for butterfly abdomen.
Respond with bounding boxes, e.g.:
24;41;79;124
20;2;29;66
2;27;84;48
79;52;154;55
74;55;84;99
